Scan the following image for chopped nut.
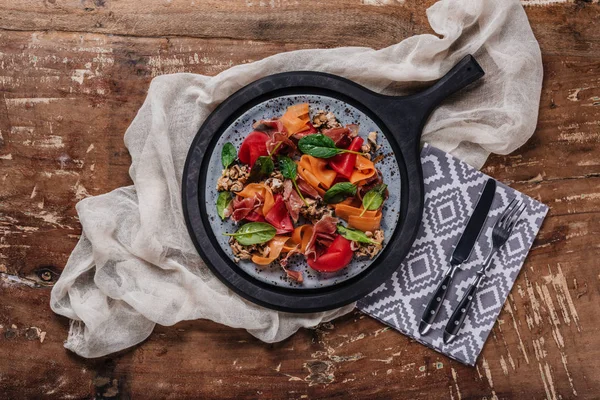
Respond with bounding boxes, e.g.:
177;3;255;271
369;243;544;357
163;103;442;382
367;131;380;150
230;181;244;192
216;175;232;192
373;229;384;243
270;170;284;180
229;237;253;260
312;110;341;129
229;237;268;262
300;198;333;223
217;164;249;192
265;177;283;193
262;245;271;258
354;229;384;259
361;143;371;153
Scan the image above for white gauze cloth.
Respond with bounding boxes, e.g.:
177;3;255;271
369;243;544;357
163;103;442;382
50;0;542;357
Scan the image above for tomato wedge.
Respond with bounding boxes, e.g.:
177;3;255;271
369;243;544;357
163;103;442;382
265;195;294;234
329;136;363;179
238;131;269;166
307;235;353;272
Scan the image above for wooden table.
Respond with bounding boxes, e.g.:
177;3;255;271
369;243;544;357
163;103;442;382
1;1;599;398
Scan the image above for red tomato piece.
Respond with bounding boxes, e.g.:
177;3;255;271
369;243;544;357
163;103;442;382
265;195;294;234
307;235;353;272
329;137;364;179
238;131;269;166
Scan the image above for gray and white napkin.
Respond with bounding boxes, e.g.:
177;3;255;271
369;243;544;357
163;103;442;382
358;144;548;366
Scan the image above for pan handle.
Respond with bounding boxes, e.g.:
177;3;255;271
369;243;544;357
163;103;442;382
414;55;485;121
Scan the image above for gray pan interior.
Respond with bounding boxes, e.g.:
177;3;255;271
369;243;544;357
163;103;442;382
205;94;401;289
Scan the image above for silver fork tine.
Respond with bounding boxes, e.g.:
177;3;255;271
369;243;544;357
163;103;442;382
507;203;526;232
501;199;522;227
498;198;517;227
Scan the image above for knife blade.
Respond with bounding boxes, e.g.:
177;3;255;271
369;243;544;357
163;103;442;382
418;178;496;335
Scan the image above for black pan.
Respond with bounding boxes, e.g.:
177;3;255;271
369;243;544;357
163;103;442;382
182;55;484;313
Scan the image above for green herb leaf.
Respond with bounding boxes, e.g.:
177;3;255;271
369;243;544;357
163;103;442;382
298;134;339;158
323;182;357;204
221;142;237;169
337;224;378;244
279;156;308;207
224;222;276;246
298;134;364;158
248;156;274;183
360;184;387;216
216;191;232;220
278;156;297;180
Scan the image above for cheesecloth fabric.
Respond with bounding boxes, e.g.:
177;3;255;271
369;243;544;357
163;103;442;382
50;0;542;357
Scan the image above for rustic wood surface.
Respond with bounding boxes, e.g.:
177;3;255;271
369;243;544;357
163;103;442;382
1;0;599;399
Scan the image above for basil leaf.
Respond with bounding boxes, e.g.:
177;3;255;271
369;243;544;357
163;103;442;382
298;134;364;159
279;156;308;206
324;182;357;204
361;184;387;215
278;156;297;180
298;134;341;158
224;222;276;246
216;191;232;220
221;142;237;169
248;156;274;183
337;224;378;244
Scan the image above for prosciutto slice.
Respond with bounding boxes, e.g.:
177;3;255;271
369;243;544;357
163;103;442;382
266;132;297;156
304;215;339;260
283;268;303;283
252;119;286;135
297;176;320;199
322;124;359;148
282;180;303;222
346;124;359;137
231;194;263;222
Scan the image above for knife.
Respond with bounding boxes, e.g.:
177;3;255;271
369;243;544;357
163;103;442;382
418;178;496;335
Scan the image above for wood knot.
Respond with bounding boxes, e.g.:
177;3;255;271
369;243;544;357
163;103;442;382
36;267;59;284
4;328;18;340
25;327;41;341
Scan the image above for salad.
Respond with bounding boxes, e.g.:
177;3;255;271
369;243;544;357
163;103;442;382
216;103;388;283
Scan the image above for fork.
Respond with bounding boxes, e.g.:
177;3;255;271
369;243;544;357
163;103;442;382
443;198;526;344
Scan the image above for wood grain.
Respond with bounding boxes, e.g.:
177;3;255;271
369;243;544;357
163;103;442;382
1;0;599;399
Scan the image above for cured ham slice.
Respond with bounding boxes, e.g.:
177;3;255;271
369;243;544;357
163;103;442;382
304;215;338;260
266;132;296;156
282;180;303;222
231;194;263;222
252;119;286;135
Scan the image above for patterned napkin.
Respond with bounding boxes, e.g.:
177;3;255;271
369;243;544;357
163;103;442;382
357;144;548;366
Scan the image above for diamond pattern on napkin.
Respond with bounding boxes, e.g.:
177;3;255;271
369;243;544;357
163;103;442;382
357;144;548;366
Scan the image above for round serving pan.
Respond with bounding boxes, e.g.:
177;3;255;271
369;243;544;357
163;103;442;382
183;55;484;313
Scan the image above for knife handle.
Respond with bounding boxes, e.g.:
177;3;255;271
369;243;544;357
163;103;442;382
443;274;483;344
419;272;454;335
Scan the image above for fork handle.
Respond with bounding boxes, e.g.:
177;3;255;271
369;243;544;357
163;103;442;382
443;251;495;344
443;274;484;344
